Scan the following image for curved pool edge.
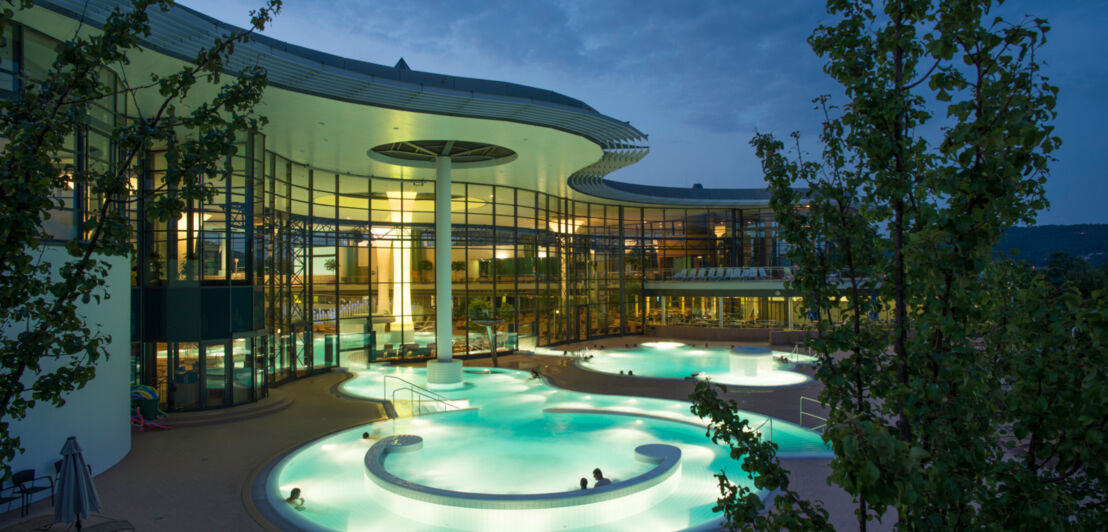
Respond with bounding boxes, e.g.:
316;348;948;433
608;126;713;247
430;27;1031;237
245;417;393;532
543;407;832;459
243;371;387;532
364;435;682;509
570;356;816;389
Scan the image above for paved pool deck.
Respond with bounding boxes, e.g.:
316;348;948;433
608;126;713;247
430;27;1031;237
0;336;891;532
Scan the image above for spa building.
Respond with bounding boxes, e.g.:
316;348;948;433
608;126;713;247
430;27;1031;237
11;0;818;419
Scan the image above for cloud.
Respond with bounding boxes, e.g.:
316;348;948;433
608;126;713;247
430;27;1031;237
180;0;1108;223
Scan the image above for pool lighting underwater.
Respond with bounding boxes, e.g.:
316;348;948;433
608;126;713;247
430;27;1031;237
264;366;828;531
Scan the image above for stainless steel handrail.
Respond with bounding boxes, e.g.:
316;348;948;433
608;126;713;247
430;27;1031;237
799;396;827;432
383;375;461;416
790;343;813;363
750;416;774;441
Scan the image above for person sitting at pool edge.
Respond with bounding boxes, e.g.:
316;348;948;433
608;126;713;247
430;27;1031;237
580;477;588;490
287;487;305;510
593;468;612;487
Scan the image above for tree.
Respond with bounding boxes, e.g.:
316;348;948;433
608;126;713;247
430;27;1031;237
690;380;833;531
0;0;281;480
976;260;1108;528
690;0;1108;529
1043;251;1105;297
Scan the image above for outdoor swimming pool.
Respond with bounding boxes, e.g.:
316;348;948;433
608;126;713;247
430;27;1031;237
572;342;818;387
262;366;828;531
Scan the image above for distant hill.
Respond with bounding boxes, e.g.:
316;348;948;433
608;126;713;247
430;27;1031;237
996;224;1108;267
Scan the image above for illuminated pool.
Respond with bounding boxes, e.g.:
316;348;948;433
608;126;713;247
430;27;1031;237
263;367;828;531
575;342;817;387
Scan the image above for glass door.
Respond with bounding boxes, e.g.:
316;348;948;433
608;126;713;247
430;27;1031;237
171;342;201;411
201;341;229;408
293;324;311;377
231;337;253;404
254;336;268;400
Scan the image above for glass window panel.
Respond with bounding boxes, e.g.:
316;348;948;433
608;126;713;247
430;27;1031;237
23;28;57;82
231;338;252;404
315;172;336;192
173;343;201;410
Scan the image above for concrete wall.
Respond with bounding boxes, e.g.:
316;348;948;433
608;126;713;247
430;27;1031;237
5;247;131;487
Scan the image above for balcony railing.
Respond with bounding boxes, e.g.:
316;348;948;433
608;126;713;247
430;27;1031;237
665;266;792;281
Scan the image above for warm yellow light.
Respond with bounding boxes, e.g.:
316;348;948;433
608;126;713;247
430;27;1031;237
547;218;583;234
370;226;393;239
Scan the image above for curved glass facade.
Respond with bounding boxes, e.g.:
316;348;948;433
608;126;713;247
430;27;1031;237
124;133;799;409
10;13;804;412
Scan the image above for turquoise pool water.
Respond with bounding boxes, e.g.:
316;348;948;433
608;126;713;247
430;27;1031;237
266;366;828;531
574;342;818;387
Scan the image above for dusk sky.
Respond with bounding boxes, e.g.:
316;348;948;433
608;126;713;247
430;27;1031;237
183;0;1107;226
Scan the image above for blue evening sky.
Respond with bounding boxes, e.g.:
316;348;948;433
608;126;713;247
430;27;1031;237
182;0;1107;225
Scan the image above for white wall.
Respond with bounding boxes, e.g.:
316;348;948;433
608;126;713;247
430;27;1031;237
5;247;131;488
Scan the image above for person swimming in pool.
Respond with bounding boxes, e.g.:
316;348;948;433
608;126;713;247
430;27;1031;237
286;487;305;510
580;477;588;490
593;468;611;487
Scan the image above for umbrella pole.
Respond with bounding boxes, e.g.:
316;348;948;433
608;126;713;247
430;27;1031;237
76;516;82;531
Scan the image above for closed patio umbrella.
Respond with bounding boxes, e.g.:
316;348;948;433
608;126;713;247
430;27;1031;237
53;436;101;530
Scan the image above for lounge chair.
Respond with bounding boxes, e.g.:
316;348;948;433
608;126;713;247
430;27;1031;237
131;399;171;431
11;468;53;516
129;384;170;431
0;480;20;515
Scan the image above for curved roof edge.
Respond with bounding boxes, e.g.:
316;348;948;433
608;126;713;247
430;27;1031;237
567;176;809;207
38;0;649;158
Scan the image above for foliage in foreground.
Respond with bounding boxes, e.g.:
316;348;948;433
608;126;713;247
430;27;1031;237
690;381;832;531
0;0;280;479
692;0;1107;530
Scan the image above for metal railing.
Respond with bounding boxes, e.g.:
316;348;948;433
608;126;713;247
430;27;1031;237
662;266;794;282
789;343;813;363
799;396;827;432
383;375;462;417
750;416;774;441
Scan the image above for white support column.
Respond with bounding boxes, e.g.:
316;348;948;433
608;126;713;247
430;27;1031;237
787;297;793;330
718;297;724;327
428;155;463;388
435;155;452;361
661;296;667;326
